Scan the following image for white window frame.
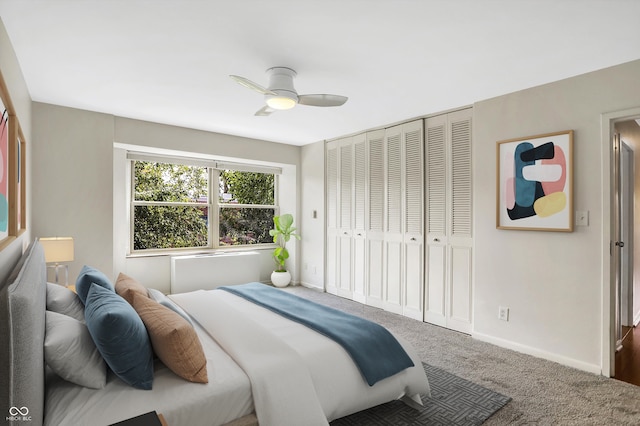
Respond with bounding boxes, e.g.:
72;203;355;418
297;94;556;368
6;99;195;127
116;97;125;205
127;152;281;254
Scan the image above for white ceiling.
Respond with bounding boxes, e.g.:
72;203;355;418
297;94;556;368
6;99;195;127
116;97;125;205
1;0;639;146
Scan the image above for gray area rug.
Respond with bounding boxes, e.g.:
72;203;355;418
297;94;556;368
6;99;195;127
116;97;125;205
331;362;511;425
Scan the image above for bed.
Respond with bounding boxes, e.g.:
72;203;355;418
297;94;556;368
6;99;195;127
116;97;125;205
0;241;429;426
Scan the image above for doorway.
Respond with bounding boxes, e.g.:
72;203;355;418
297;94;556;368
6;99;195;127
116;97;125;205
604;112;640;382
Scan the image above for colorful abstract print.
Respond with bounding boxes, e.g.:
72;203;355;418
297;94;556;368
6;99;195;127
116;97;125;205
0;109;7;236
505;141;567;220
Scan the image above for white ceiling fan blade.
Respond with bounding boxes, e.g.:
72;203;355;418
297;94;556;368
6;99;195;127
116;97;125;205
298;94;348;107
230;75;277;96
255;105;276;116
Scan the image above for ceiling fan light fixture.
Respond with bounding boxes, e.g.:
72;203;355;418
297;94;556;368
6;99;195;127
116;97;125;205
266;96;297;110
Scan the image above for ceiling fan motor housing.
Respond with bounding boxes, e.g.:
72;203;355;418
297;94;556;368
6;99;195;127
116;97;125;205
265;67;299;108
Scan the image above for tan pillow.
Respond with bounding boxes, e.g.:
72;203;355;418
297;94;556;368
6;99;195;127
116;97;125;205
131;293;208;383
115;273;149;305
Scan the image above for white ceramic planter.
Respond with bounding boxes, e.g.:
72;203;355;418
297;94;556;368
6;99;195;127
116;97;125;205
271;270;291;288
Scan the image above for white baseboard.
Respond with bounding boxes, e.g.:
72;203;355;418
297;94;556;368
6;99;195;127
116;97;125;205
298;281;324;291
472;331;602;376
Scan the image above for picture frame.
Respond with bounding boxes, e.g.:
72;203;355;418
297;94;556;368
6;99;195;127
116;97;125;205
0;68;27;251
496;130;573;232
0;102;8;244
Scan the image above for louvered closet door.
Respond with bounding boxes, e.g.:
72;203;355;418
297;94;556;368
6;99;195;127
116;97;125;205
402;120;424;321
337;138;354;299
424;115;448;327
366;129;385;309
424;108;473;334
447;109;473;334
384;125;404;315
352;133;367;303
325;140;340;295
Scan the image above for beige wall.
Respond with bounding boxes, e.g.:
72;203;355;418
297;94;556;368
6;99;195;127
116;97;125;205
0;18;32;283
31;103;301;291
473;59;640;372
32;103;114;281
300;140;325;289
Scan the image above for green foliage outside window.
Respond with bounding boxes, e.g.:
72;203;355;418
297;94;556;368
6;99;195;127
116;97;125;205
133;161;208;250
132;161;276;251
219;171;275;246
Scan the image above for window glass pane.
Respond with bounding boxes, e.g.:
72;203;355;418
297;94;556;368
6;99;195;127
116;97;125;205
134;205;208;250
219;207;275;246
219;170;274;205
134;161;208;203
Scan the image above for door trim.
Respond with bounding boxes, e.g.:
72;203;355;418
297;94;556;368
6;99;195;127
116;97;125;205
601;106;640;377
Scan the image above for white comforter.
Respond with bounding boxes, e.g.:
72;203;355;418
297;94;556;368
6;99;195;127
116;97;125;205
170;289;429;426
44;318;253;426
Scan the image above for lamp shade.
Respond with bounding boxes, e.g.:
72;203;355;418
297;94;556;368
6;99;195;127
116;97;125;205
40;237;74;263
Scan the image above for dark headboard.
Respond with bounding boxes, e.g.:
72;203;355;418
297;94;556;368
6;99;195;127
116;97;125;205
0;241;46;425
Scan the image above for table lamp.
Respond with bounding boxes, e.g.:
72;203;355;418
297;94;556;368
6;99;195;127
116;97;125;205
39;237;74;286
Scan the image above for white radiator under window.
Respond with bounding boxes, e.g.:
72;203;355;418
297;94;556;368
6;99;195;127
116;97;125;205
170;251;260;294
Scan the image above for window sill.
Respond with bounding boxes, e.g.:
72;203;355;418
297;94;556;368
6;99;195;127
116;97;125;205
126;244;276;259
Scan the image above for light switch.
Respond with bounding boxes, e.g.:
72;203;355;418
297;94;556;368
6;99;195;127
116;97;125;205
575;210;589;226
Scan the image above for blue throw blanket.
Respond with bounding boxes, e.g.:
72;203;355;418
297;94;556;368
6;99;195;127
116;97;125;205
218;283;414;386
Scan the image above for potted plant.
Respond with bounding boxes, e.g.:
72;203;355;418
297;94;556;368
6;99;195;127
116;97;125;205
269;213;300;287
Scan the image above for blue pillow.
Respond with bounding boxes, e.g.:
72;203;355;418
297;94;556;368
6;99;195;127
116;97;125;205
76;265;114;305
84;283;154;390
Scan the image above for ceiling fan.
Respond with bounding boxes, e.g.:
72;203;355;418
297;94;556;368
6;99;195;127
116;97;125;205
230;67;348;116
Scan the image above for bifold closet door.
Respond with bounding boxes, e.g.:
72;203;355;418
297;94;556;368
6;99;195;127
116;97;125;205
352;133;367;304
366;130;385;309
402;120;424;321
383;125;404;315
381;120;424;318
326;135;364;301
337;138;354;299
424;109;473;334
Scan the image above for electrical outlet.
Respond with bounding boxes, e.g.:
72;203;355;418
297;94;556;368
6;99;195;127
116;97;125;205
498;306;509;321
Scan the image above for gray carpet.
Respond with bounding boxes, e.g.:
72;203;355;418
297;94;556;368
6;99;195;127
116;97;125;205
331;363;511;425
285;286;640;425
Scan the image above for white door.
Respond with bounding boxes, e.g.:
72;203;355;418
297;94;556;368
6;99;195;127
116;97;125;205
402;120;424;320
338;138;354;299
424;109;473;334
425;114;448;326
383;125;403;314
366;130;385;309
352;133;367;303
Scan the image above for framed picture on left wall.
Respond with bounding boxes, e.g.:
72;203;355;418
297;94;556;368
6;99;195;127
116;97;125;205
0;69;27;251
0;102;8;243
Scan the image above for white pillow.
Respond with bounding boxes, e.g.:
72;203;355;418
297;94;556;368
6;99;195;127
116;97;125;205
148;288;193;325
46;282;84;322
44;310;107;389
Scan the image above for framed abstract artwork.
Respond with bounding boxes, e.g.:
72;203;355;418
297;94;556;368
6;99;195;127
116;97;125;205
496;130;573;232
0;103;7;243
0;68;27;251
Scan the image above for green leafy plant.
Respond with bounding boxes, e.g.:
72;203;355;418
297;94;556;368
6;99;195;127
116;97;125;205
269;213;301;272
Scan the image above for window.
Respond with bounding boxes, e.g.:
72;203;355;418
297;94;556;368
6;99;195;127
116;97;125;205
219;170;275;246
130;154;279;253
